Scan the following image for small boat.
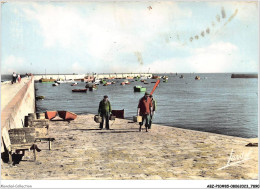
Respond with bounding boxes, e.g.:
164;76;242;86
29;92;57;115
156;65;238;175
120;82;125;86
152;75;160;79
45;111;57;120
111;81;116;84
89;86;97;91
72;89;88;92
179;75;184;79
100;80;107;84
134;86;146;92
195;76;200;80
111;109;124;119
36;96;45;100
52;83;59;86
106;82;112;85
58;111;77;120
103;83;108;86
144;81;149;84
71;82;78;86
39;78;56;83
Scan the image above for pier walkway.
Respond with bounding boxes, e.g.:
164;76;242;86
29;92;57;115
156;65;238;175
1;114;258;180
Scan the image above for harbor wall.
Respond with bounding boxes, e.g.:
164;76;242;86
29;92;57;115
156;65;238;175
33;73;152;80
1;77;35;152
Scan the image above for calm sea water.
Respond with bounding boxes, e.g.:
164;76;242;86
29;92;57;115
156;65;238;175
34;73;258;138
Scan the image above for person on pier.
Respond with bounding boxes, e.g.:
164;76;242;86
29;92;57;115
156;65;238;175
11;72;17;84
137;92;153;132
149;95;156;129
98;95;112;130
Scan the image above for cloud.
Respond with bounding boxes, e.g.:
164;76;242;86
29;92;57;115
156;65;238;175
149;42;241;73
1;55;25;74
20;2;192;63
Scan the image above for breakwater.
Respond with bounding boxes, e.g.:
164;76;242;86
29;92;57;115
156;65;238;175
33;73;152;81
1;77;35;153
231;74;258;78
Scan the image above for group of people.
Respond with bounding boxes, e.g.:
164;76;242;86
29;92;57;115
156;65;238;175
98;92;156;132
11;72;21;84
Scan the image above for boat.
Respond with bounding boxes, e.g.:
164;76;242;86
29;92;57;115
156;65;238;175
72;89;88;92
179;75;184;79
58;111;77;120
89;86;97;91
134;86;146;92
111;109;124;119
152;75;160;79
52;83;59;86
45;111;57;120
144;81;149;84
36;96;45;100
71;82;78;86
100;80;107;84
195;76;200;80
39;78;56;83
106;82;112;85
56;79;75;84
111;81;116;84
120;82;125;86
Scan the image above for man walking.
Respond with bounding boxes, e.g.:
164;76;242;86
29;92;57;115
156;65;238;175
137;92;153;132
149;95;156;129
98;95;112;130
12;72;17;84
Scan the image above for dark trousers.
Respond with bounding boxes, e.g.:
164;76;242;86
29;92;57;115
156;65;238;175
139;114;151;128
12;77;16;84
100;113;109;129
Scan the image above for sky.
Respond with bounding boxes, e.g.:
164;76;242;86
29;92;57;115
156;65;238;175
1;0;259;74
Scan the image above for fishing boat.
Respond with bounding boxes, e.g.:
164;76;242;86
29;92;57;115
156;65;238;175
134;86;146;92
111;109;124;119
56;79;75;84
89;86;97;91
195;76;200;80
39;78;56;83
72;89;88;92
152;75;160;79
58;111;77;120
45;111;57;120
36;96;45;100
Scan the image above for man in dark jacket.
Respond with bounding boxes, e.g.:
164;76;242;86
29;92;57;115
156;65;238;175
137;92;153;132
98;95;112;130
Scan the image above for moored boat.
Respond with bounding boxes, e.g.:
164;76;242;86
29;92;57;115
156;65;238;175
45;111;57;120
111;109;124;119
39;78;56;83
71;82;78;86
52;83;59;86
58;111;77;120
120;82;125;86
195;76;200;80
180;75;184;79
72;89;88;92
134;86;146;92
